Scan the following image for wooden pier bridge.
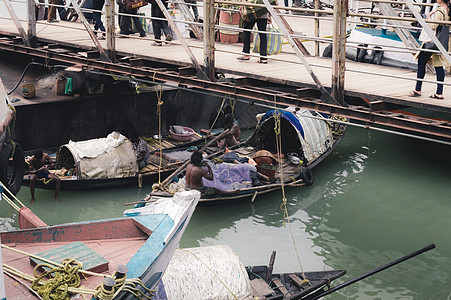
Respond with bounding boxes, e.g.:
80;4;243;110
1;0;451;144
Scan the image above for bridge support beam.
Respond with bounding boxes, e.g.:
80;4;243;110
27;0;37;47
331;0;348;106
105;0;116;62
203;0;216;80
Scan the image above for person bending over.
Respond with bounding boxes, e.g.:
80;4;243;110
28;150;61;203
185;151;238;196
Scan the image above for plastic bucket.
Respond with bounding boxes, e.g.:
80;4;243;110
219;11;240;44
22;83;35;99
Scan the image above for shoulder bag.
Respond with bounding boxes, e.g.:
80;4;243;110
423;9;450;51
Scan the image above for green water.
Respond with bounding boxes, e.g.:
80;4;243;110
3;126;451;299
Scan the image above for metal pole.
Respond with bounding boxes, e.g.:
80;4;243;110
68;0;112;62
203;0;215;80
154;0;209;79
261;0;340;105
331;0;347;105
105;0;116;61
314;0;319;56
27;0;37;47
2;0;30;46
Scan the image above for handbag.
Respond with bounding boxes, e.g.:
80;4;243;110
125;0;148;12
423;24;450;51
253;26;282;55
240;0;276;23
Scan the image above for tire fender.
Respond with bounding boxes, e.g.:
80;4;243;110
0;142;25;195
301;167;314;186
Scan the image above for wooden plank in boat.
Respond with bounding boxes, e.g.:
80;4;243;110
30;241;109;274
288;273;309;289
273;278;292;298
250;278;274;297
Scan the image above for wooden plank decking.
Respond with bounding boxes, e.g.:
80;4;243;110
0;18;450;113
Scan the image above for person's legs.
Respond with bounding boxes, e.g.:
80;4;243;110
242;20;255;54
47;0;58;22
153;20;162;43
30;174;37;204
57;0;67;20
93;11;105;33
415;50;433;92
120;15;131;35
256;18;267;60
48;174;61;201
132;14;146;36
160;20;172;40
435;66;445;95
37;0;45;20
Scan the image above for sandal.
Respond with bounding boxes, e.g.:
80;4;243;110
237;56;250;61
257;59;267;64
430;94;444;99
407;90;421;97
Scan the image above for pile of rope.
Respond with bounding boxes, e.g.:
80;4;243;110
2;244;155;300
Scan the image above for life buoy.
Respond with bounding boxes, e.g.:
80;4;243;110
301;167;314;186
0;142;25;195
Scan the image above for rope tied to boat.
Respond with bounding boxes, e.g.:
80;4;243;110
153;70;164;185
111;278;155;299
31;258;82;300
272;108;310;285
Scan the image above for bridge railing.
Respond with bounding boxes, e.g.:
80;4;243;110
1;0;451;93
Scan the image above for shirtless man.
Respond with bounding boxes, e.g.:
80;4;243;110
217;114;241;149
28;150;61;203
185;151;238;196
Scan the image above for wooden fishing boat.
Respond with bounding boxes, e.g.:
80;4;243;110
151;108;347;205
21;129;218;191
1;190;200;299
156;244;435;300
246;265;346;300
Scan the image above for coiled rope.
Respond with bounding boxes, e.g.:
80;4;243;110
31;258;82;300
2;244;154;300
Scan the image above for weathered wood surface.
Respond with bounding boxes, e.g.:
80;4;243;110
0;19;450;112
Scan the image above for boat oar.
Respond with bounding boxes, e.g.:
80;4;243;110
159;129;230;188
307;244;436;300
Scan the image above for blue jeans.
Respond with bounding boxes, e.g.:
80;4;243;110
416;50;445;95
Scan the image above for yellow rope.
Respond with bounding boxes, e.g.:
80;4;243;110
2;245;154;299
31;258;82;300
153;71;164;185
180;249;239;300
273;108;308;283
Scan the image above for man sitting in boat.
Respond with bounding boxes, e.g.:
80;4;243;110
28;150;61;203
130;134;151;170
186;151;239;196
217;114;241;149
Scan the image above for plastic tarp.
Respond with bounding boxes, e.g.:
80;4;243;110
61;132;138;179
202;162;255;191
160;245;253;300
257;108;334;163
